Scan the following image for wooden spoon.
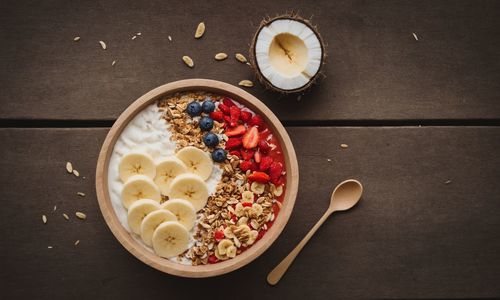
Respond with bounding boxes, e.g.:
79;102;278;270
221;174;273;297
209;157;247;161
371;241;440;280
267;179;363;285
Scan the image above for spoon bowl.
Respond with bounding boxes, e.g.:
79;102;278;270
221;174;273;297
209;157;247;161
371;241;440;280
329;179;363;212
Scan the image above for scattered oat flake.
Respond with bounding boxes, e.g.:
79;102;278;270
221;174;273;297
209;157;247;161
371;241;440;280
63;213;69;220
327;158;332;162
297;95;302;101
42;215;47;224
168;35;172;42
53;205;57;212
238;80;253;87
137;32;142;36
99;41;107;50
412;32;418;41
215;53;228;61
77;192;86;197
340;144;349;148
66;162;73;173
235;53;247;63
444;179;452;185
74;240;80;246
48;246;53;249
73;169;80;177
73;36;80;42
182;56;194;68
131;35;137;40
112;60;116;66
75;212;87;220
195;22;205;39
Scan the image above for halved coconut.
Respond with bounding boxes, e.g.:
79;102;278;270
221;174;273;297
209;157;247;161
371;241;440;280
250;14;325;93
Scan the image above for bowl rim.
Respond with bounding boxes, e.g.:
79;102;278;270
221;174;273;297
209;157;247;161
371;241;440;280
95;79;299;277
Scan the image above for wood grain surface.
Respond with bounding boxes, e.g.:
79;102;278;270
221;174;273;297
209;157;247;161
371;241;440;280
1;127;499;299
1;0;500;121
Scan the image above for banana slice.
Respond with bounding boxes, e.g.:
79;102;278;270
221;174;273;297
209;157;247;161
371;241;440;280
168;173;209;211
127;199;161;234
176;146;213;180
119;152;156;182
161;199;196;230
140;209;176;246
121;174;161;209
152;221;190;258
154;156;188;196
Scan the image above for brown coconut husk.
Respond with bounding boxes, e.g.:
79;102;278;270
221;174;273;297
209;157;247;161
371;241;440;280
249;12;326;94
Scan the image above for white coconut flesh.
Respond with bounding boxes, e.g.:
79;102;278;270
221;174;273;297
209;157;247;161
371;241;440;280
255;19;323;91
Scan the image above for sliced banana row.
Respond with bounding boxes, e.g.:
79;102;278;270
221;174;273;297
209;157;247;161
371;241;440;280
118;148;214;258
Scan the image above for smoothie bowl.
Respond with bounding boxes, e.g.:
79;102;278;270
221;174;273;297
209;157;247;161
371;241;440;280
96;79;298;277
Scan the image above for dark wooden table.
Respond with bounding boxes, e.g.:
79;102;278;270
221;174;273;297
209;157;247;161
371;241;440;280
1;1;500;299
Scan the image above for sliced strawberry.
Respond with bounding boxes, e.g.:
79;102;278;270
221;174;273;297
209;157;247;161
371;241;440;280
229;150;241;158
222;97;236;107
229;105;241;127
242;202;252;207
225;125;246;137
239;160;253;172
208;255;218;264
254;150;261;163
249;115;263;127
225;137;242;149
247;171;270;183
214;230;225;241
223;115;232;124
269;161;283;180
249;161;259;171
240;111;252;122
240;149;255;161
209;111;224;122
242;126;259;149
218;103;230;114
258;140;270;154
259;156;273;171
256;230;266;241
231;215;238;222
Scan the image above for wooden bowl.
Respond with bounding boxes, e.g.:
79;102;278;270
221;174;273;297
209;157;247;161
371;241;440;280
95;79;298;277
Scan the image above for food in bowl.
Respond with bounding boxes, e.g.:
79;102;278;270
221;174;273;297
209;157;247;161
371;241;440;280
107;91;286;265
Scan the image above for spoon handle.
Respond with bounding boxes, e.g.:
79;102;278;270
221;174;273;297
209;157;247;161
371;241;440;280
267;209;333;285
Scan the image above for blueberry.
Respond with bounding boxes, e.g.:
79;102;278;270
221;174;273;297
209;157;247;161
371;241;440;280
199;116;214;131
211;148;227;162
186;101;202;116
201;99;215;113
203;133;219;148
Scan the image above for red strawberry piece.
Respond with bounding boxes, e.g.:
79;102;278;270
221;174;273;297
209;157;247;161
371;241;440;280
225;137;242;149
258;140;270;154
259;156;273;171
254;150;261;163
242;126;260;149
222;97;236;107
240;149;255;161
249;115;263;127
225;125;246;137
240;111;252;122
247;171;270;183
242;202;252;207
229;150;241;158
269;161;283;180
229;106;240;127
209;111;224;122
208;255;218;264
239;160;253;172
231;215;238;222
218;103;230;114
271;176;283;186
214;230;225;241
249;161;259;171
223;115;232;124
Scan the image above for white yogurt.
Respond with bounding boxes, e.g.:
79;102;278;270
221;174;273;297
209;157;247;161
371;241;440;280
107;103;222;264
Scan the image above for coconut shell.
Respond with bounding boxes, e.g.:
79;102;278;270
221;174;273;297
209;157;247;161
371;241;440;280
249;12;326;94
